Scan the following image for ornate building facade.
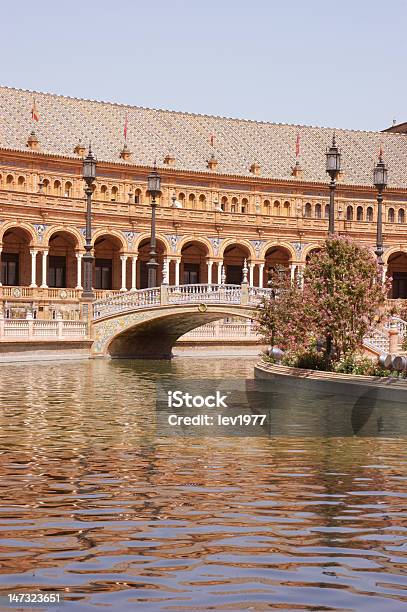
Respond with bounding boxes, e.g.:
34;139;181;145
0;86;406;320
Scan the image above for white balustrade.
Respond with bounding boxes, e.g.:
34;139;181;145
384;317;407;338
0;319;87;340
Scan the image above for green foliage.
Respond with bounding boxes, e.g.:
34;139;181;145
282;349;329;371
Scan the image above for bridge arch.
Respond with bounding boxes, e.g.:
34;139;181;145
92;303;258;359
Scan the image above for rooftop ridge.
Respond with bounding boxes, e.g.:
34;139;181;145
0;84;394;137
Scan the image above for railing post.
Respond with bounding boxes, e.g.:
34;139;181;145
389;318;399;353
241;283;249;305
26;309;34;339
160;284;168;305
56;312;63;340
0;310;4;340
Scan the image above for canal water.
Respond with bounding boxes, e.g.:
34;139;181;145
0;357;406;611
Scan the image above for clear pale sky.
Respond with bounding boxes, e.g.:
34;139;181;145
1;0;405;132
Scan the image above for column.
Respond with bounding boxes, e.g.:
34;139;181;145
131;256;137;290
258;263;264;288
207;260;214;284
0;247;2;287
75;253;83;290
120;255;128;291
382;264;388;285
175;259;180;286
290;263;296;284
162;258;169;285
29;249;37;288
39;250;48;288
217;261;223;284
249;263;254;286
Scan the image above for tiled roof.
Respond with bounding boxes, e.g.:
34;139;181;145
1;86;407;188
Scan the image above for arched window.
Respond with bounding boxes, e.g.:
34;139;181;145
111;186;118;201
178;192;185;205
241;197;248;214
273;200;280;216
43;178;50;193
263;199;270;213
346;205;353;221
188;193;196;209
398;209;405;224
315;203;322;219
357;206;363;221
134;188;142;204
17;176;25;190
283;201;291;216
388;208;395;223
53;180;61;195
304;202;312;218
231;197;238;213
199;194;206;209
6;175;14;187
221;196;228;212
325;204;329;219
64;181;72;197
100;185;108;201
366;206;373;222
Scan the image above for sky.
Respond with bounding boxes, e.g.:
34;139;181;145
1;0;406;132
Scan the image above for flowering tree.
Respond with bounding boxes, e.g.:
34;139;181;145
256;265;313;354
303;236;389;361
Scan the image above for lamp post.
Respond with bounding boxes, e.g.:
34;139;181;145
82;145;96;299
146;163;161;288
373;151;388;267
325;133;341;236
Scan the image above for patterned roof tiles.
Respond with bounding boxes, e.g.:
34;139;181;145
0;86;407;188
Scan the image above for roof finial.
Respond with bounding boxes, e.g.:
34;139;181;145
332;131;336;147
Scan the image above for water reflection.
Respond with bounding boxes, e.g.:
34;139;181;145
0;358;406;610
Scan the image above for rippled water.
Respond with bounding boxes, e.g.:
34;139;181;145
0;357;406;611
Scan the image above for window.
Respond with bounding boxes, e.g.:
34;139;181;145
367;206;373;222
134;188;142;204
325;204;329;219
111;186;118;202
241;205;246;213
64;181;72;197
6;175;13;187
273;200;280;216
346;205;353;221
221;196;228;212
188;194;196;209
1;253;19;285
305;203;312;218
357;206;363;221
43;179;50;193
100;185;108;200
242;198;249;213
263;199;270;213
398;209;405;224
315;203;321;219
17;176;25;190
388;208;395;223
54;180;61;195
199;194;206;209
48;256;66;288
95;259;112;289
183;263;200;284
283;201;290;216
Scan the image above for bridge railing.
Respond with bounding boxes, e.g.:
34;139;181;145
92;284;274;320
167;284;242;304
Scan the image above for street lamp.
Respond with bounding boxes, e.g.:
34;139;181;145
82;144;96;299
146;162;161;288
325;133;341;235
373;150;388;267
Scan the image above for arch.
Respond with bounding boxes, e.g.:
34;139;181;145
17;176;26;190
94;233;125;290
6;174;14;187
110;186;119;201
95;304;257;359
263;199;271;213
53;180;62;195
198;194;206;209
42;178;50;193
304;202;312;218
231;196;238;213
388;207;395;223
134;187;142;204
221;196;228;212
187;193;196;209
263;245;292;287
178;192;186;204
136;236;168;288
0;221;36;245
259;240;296;262
241;197;249;213
92;228;127;252
301;243;324;263
180;239;210;284
273;200;281;216
346;205;353;221
43;226;83;248
398;208;405;224
366;206;374;222
383;246;407;264
220;238;256;260
1;226;33;286
134;232;171;255
315;203;322;219
324;204;329;219
64;181;73;197
176;235;213;257
283;201;291;216
100;184;109;201
356;205;363;221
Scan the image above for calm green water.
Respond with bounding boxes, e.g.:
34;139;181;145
0;357;406;611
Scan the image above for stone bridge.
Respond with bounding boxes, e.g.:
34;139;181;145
91;283;271;359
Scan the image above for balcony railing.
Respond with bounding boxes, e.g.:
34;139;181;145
0;319;88;341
